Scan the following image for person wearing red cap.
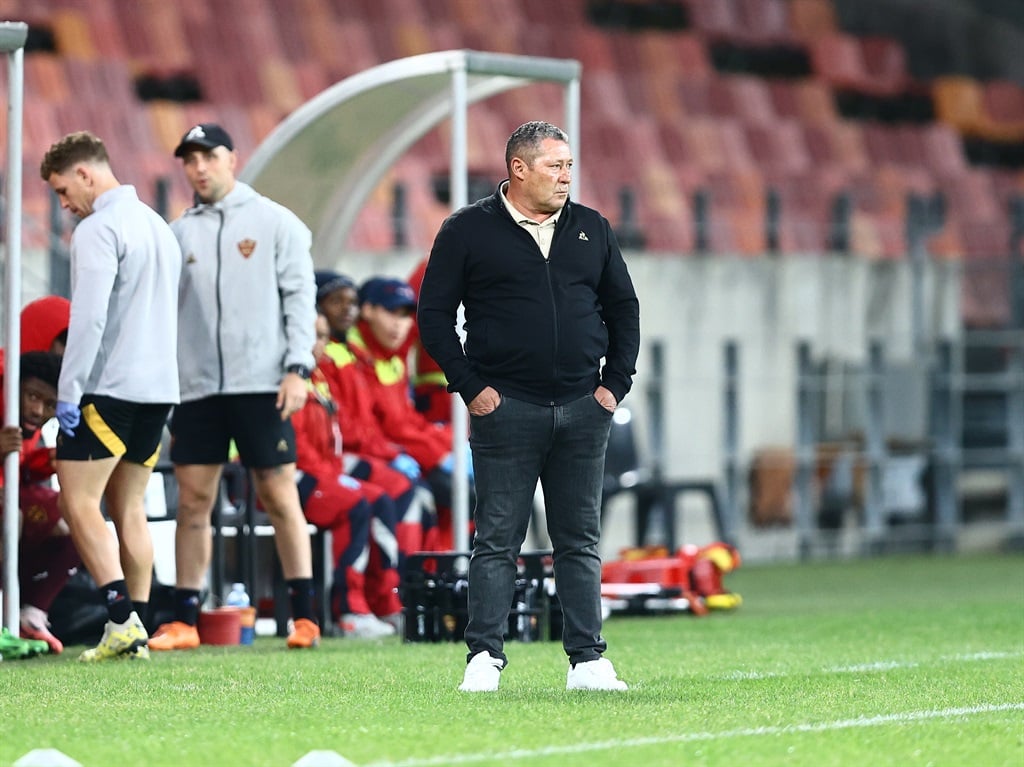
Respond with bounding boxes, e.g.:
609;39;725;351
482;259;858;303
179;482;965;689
0;295;75;653
0;351;77;654
150;123;320;651
20;295;71;355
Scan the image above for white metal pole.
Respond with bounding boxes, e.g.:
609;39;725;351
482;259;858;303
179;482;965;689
449;62;471;556
2;21;28;634
565;74;581;202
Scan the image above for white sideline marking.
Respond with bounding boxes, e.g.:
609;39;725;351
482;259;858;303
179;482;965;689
718;650;1022;680
367;703;1024;767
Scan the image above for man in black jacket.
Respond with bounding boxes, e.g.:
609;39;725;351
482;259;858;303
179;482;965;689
418;121;640;692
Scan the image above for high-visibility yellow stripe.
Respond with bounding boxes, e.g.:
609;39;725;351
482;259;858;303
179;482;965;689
373;356;404;386
414;370;448;386
348;327;405;385
82;403;127;456
143;444;161;468
324;341;356;367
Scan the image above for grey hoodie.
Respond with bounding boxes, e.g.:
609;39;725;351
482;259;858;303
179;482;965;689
60;185;181;405
172;181;316;402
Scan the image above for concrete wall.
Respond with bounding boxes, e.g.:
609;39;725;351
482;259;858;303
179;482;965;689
18;246;962;560
333;249;961;558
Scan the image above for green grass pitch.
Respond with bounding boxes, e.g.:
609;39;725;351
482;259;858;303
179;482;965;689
1;552;1021;767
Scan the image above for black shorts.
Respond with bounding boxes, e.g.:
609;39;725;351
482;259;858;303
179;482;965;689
170;393;296;468
55;395;172;467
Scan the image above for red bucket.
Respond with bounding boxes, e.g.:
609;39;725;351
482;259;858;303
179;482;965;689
197;607;242;646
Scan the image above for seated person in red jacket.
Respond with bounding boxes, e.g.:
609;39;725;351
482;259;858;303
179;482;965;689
350;276;475;550
314;270;438;561
291;315;403;638
0;350;79;654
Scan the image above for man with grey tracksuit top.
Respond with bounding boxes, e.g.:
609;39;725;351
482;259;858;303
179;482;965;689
149;123;322;651
41;130;181;661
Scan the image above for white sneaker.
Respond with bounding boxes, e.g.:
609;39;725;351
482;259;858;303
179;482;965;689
339;613;396;639
566;657;628;691
459;650;504;692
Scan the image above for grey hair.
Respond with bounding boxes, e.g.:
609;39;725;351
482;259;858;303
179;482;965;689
505;121;569;171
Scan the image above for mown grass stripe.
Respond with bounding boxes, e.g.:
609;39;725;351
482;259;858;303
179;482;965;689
716;649;1022;681
368;703;1024;767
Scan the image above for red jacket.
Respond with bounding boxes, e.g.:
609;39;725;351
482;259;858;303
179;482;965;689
319;342;401;463
292;367;345;481
347;321;452;473
407;257;451;423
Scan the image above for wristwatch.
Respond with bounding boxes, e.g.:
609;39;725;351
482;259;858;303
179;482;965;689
286;364;312;379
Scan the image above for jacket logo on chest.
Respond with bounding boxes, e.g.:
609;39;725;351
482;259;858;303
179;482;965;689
578;230;589;241
237;238;257;258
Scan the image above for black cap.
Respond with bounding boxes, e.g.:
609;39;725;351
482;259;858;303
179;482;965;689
358;277;417;311
174;123;234;157
314;270;357;301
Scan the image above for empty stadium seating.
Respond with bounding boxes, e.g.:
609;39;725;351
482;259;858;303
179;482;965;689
8;0;1023;326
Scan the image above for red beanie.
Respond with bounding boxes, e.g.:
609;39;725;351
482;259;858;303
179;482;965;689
20;295;70;353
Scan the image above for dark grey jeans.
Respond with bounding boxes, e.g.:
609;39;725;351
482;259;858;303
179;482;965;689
465;393;613;666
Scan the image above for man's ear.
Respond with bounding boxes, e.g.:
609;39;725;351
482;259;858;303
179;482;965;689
75;163;92;186
510;157;527;180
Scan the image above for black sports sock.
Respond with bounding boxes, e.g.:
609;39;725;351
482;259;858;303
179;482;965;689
287;578;316;623
132;601;149;629
100;580;133;624
176;589;202;626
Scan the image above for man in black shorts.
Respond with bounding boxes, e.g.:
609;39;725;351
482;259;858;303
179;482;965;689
149;123;320;650
41;131;181;661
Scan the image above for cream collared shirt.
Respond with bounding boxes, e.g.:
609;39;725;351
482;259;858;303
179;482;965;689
500;181;560;260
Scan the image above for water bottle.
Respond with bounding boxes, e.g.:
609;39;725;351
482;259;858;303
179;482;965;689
226;582;254;645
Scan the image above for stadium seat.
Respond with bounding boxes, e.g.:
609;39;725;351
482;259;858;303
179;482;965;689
745;119;811;175
26;53;71;104
983;80;1024;125
808;32;872;94
933;75;1024;142
858;36;911;98
674;33;714;79
732;0;794;47
259;58;304;115
683;0;742;44
602;406;729;549
574;27;618;73
50;8;98;60
787;0;840;39
794;79;840;124
828;122;871;173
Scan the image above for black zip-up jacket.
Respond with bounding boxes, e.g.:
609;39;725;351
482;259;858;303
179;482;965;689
418;183;640;408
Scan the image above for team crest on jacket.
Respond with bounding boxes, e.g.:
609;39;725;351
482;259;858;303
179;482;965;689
237;238;257;258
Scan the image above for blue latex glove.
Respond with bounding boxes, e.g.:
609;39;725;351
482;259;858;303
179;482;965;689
440;446;475;481
390;453;421;481
55;401;81;437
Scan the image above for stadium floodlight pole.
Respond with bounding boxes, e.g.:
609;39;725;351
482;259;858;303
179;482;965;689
449;58;471;558
1;21;28;634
